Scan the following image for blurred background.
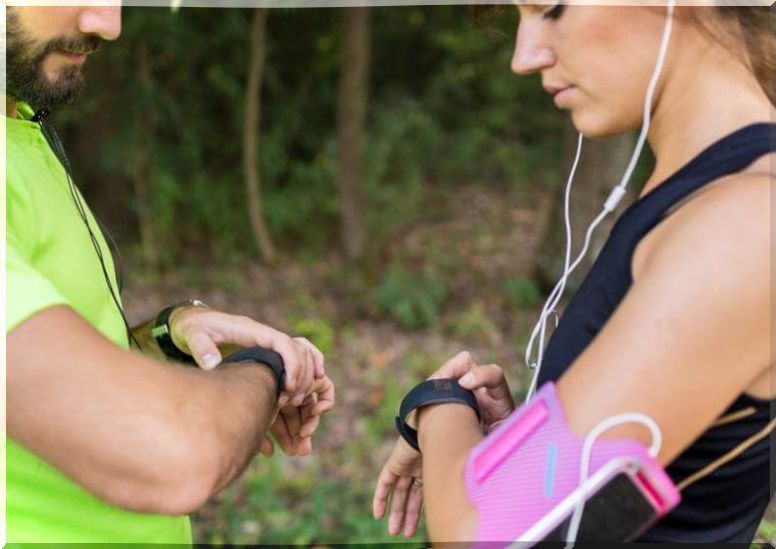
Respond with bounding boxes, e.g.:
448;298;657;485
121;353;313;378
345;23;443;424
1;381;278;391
50;5;774;545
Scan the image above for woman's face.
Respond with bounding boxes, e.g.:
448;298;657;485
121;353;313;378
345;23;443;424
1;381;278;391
512;4;675;137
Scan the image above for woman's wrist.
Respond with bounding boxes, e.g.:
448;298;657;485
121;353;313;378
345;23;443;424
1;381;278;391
417;403;480;451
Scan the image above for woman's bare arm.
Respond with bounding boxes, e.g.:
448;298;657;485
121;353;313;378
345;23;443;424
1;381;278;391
414;172;771;542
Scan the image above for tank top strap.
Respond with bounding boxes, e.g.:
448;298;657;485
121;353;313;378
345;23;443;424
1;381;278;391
615;123;776;241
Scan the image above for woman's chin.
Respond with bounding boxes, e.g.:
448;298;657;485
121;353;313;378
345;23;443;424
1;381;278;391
570;111;634;139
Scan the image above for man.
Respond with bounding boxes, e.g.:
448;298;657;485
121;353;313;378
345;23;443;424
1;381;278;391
5;5;335;543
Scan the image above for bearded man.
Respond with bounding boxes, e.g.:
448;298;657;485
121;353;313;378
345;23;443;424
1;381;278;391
5;5;335;543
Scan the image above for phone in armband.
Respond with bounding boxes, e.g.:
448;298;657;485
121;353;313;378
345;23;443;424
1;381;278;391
464;383;681;548
515;456;676;545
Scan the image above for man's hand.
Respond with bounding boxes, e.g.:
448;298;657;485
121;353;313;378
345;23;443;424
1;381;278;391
168;306;325;406
261;374;336;457
372;350;516;537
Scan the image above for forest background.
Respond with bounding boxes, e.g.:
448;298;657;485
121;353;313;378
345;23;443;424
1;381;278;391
51;5;775;545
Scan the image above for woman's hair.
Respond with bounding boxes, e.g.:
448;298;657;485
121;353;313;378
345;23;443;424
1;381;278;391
468;5;775;106
689;8;775;106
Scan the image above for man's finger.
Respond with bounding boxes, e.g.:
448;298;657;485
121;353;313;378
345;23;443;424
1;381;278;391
312;375;335;415
211;315;302;394
299;399;320;438
186;329;222;370
295;337;325;378
280;405;303;443
269;414;294;454
259;436;275;457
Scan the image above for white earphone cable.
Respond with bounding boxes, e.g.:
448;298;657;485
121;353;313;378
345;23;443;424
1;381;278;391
524;1;676;401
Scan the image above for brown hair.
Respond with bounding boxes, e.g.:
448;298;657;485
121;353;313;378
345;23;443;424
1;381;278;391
688;7;775;106
468;5;775;106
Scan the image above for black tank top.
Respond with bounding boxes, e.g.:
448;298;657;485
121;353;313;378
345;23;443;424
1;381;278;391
538;123;776;544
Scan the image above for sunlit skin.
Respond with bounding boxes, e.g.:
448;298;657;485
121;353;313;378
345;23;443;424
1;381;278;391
374;4;774;542
511;5;772;193
4;5;121;118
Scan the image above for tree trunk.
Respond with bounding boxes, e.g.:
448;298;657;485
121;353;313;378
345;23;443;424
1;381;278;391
243;8;276;264
336;7;371;262
534;121;637;293
131;38;160;273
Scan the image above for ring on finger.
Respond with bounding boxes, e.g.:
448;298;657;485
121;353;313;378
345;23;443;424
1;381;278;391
411;477;423;490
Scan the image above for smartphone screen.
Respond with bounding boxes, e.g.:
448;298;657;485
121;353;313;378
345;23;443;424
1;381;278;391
537;472;659;543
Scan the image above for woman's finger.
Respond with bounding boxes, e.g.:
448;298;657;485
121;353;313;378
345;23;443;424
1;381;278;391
403;480;424;538
459;363;508;392
373;466;398;519
388;476;413;536
428;351;478;381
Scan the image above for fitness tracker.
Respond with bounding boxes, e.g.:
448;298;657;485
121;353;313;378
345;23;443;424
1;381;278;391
221;347;286;400
395;378;481;452
151;299;208;363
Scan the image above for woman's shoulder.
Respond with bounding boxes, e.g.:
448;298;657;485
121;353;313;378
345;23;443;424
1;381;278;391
633;157;772;283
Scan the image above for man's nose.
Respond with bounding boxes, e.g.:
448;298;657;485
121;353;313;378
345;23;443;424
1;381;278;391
510;19;556;75
78;6;122;41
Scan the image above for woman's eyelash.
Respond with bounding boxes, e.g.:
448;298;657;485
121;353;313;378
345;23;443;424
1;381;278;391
544;3;566;20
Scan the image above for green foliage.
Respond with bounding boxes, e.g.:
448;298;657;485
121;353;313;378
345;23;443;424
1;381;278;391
60;5;561;264
503;275;542;309
373;264;448;330
290;317;336;356
445;302;501;344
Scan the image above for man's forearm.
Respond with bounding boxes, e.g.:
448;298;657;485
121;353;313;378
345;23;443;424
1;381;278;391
201;363;279;494
8;306;281;515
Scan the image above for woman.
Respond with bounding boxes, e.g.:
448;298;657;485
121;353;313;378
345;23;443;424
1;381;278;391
373;4;775;544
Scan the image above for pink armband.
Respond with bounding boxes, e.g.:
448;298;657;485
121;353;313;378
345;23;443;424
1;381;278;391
464;383;680;546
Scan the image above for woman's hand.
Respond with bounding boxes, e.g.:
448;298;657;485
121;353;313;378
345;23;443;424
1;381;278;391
168;306;325;406
430;351;516;433
372;351;516;537
373;437;424;537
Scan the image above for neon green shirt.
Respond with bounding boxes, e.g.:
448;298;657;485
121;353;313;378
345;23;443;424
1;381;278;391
5;103;192;543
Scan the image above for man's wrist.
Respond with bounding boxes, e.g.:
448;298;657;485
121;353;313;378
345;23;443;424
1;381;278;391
152;300;207;361
219;362;279;408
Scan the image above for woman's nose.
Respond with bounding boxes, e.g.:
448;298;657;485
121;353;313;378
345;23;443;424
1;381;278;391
511;19;556;75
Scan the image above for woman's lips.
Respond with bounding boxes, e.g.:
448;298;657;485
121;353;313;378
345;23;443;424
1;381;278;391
552;86;576;108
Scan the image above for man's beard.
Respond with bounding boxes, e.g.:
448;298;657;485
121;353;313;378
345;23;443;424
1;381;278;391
5;9;102;110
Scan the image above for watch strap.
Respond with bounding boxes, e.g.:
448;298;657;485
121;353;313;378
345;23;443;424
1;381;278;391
396;378;480;452
152;300;207;363
221;347;286;400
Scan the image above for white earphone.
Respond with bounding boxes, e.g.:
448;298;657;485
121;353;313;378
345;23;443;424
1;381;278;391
524;0;677;403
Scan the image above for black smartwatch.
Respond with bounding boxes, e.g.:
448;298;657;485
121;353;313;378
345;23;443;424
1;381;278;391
221;347;286;400
151;299;207;363
395;378;480;452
